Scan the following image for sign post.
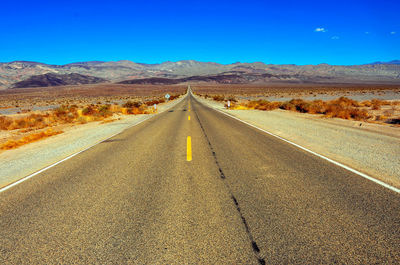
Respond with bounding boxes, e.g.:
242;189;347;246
165;93;170;102
227;100;231;109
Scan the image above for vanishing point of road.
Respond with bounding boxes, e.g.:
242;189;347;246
0;93;399;264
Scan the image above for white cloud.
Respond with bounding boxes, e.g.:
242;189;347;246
390;31;396;35
331;36;340;40
365;31;370;34
315;27;326;32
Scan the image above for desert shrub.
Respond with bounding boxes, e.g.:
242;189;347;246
275;97;371;121
332;97;360;107
375;115;387;121
54;106;68;117
0;116;13;130
280;102;296;111
82;106;96;116
169;95;179;100
123;101;142;108
360;100;372;107
98;105;112;117
213;95;225;101
324;104;369;120
145;98;165;106
295;100;326;114
77;116;88;124
371;99;381;110
1;129;62;150
238;99;280;111
349;108;369;120
324;104;350;119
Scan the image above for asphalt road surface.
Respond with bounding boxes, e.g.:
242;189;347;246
1;93;399;264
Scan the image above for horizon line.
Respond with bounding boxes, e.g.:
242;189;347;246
1;59;399;67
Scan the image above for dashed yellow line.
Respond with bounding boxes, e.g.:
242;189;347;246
187;136;192;161
188;115;191;121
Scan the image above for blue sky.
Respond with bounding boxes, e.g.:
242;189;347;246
1;0;399;65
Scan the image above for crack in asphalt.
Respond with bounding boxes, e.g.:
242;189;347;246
193;105;266;265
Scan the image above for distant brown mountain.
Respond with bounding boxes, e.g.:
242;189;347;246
11;73;107;88
1;60;400;89
369;60;400;65
118;72;339;85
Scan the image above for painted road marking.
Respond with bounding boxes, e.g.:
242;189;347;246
188;115;191;121
187;136;192;161
211;106;400;194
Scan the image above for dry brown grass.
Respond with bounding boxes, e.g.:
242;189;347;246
219;96;385;121
0;99;165;132
0;84;186;151
192;83;400;96
227;99;281;111
1;129;63;150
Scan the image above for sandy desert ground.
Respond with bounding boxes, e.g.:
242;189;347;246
0;84;186;150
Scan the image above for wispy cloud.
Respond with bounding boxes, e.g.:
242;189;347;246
331;36;340;40
390;31;396;35
365;31;370;34
315;27;326;32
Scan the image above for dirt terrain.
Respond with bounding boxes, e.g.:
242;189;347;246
192;83;400;99
0;84;186;150
193;84;400;125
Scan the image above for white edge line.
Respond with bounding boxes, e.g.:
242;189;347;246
0;95;186;193
196;97;399;194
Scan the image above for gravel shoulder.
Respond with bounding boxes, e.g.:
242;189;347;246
0;97;184;189
195;96;400;188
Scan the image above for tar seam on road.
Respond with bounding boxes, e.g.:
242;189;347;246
193;107;266;265
0;96;187;193
203;101;400;194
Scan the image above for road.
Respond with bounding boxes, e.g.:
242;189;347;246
0;93;399;264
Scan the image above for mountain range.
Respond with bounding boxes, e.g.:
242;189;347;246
1;60;400;89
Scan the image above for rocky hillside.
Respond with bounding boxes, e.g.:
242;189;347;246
11;73;107;88
1;60;400;89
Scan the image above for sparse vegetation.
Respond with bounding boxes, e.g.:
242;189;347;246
213;95;399;123
1;129;63;150
213;95;225;101
0;88;185;151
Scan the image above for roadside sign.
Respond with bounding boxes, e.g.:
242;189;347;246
153;104;157;110
165;93;170;100
227;100;231;108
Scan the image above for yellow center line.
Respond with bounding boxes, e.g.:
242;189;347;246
187;136;192;161
188;115;191;121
